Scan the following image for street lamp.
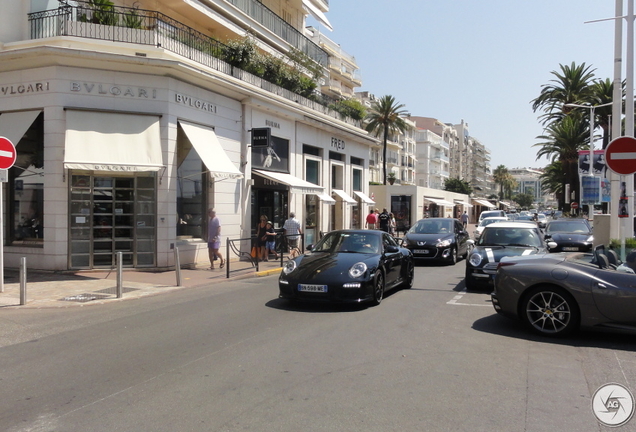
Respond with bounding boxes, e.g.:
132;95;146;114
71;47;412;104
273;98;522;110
563;101;613;217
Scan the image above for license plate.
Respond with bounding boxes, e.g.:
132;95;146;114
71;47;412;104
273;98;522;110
414;249;429;254
562;247;579;251
298;284;328;293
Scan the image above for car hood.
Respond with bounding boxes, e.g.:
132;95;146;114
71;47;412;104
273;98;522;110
473;245;546;262
547;232;591;242
284;251;379;281
404;233;454;245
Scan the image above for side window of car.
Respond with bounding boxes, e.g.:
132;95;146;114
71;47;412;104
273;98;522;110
383;233;396;248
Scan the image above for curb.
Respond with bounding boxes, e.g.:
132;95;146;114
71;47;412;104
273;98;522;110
256;268;282;277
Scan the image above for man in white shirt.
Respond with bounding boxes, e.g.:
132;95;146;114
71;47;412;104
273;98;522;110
283;212;302;250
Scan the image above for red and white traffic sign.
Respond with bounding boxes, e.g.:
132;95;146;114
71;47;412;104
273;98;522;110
606;136;636;175
570;202;579;209
0;137;16;170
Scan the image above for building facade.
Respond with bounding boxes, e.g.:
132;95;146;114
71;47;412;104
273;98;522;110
0;0;376;271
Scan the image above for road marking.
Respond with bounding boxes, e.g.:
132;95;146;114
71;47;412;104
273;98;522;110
447;288;493;307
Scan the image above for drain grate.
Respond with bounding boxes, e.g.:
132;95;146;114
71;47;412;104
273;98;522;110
95;287;139;294
60;293;111;303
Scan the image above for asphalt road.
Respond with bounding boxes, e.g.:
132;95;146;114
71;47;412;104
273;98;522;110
0;262;635;431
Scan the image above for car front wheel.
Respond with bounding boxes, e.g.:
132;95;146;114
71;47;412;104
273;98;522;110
402;261;414;289
371;272;385;306
522;286;579;337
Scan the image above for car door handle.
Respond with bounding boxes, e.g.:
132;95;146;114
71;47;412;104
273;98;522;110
594;282;607;289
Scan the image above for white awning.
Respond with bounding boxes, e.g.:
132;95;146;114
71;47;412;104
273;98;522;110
254;169;323;194
473;199;495;208
354;191;375;204
302;0;333;31
0;110;41;146
315;193;336;204
454;200;474;208
64;110;164;172
499;201;511;207
424;197;456;206
179;120;243;179
332;189;357;204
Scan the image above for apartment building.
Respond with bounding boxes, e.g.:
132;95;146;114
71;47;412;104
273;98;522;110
0;0;374;271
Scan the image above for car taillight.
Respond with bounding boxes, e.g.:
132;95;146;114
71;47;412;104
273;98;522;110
496;262;516;270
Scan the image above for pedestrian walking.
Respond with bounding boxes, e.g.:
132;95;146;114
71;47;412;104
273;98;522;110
460;211;469;228
378;208;390;233
389;212;397;236
256;215;269;262
365;209;377;229
283;212;302;250
207;208;225;269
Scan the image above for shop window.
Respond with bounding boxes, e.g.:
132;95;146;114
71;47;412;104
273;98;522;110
305;158;320;185
352;168;362;191
176;124;208;239
9;113;44;246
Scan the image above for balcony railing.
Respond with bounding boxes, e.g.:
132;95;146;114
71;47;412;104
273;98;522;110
28;2;360;127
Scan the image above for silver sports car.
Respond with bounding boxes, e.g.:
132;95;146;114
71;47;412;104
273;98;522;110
491;249;636;336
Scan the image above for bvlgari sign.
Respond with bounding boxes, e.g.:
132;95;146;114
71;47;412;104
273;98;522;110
1;82;50;96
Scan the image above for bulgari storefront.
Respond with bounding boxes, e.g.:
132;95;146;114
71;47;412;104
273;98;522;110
0;66;244;271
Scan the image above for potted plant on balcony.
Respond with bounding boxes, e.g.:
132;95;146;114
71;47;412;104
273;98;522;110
387;172;397;185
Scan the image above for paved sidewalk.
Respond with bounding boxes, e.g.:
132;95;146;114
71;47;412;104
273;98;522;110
0;258;283;309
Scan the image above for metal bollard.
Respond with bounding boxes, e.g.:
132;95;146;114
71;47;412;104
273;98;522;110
116;251;123;298
174;247;182;286
19;257;26;306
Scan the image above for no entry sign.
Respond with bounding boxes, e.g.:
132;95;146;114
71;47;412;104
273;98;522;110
606;136;636;175
0;137;16;170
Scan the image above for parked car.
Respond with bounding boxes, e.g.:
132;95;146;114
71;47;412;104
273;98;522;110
465;222;554;290
536;213;547;229
478;209;506;223
278;230;413;306
401;218;470;264
492;250;636;336
544;219;593;252
474;217;508;241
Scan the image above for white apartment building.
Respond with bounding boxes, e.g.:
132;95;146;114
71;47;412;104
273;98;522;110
0;0;375;271
509;167;549;206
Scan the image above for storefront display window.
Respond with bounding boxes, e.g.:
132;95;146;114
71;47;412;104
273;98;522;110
176;124;208;239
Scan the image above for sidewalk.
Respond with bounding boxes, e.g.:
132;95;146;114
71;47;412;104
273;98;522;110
0;259;283;309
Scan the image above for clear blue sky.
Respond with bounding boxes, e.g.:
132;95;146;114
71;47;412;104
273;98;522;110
309;1;621;170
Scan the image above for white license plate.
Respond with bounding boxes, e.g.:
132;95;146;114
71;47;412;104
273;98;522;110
562;247;579;251
414;249;430;254
298;284;328;293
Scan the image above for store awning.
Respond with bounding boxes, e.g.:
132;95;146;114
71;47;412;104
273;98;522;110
332;189;357;204
424;196;456;206
179;120;243;179
454;200;474;208
315;193;336;204
353;191;375;204
254;169;323;194
473;199;495;208
499;201;511;207
0;110;41;146
64;110;164;172
302;0;333;31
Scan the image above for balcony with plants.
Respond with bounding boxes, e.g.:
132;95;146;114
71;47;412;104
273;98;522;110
27;0;362;126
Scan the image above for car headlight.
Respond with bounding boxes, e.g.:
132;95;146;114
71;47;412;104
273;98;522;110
468;253;482;267
586;235;594;243
436;239;451;247
349;262;367;278
282;260;297;275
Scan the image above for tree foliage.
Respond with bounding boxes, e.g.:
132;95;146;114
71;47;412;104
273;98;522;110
443;177;472;195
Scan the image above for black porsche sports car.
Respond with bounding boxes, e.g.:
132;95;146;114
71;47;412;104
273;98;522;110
401;218;470;264
544;219;593;252
492;250;636;336
278;230;413;306
465;222;553;290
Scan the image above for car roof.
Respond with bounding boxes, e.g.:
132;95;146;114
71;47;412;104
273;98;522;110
482;222;539;229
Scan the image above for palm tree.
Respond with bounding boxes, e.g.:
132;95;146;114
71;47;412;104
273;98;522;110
492;165;509;199
534;114;589;210
540;160;565;202
531;62;596;125
365;95;411;185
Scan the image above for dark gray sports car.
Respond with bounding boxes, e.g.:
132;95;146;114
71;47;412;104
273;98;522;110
492;250;636;336
279;230;413;306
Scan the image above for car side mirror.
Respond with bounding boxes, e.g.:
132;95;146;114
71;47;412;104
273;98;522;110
467;239;475;246
306;244;314;251
547;241;557;249
385;245;399;253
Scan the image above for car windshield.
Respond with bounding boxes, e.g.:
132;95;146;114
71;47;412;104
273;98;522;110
409;219;453;234
479;218;505;227
478;227;543;247
546;221;590;234
312;232;380;254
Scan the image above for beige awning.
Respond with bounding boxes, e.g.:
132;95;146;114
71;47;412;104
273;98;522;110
332;189;357;204
64;110;164;172
354;191;375;204
454;200;474;208
0;110;41;146
473;199;495;208
315;193;336;204
178;120;243;179
254;169;323;194
424;197;455;206
302;0;333;31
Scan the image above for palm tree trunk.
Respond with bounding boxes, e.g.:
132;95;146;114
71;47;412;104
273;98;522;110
382;125;388;185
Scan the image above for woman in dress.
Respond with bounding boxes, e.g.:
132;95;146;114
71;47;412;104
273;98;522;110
256;215;269;261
